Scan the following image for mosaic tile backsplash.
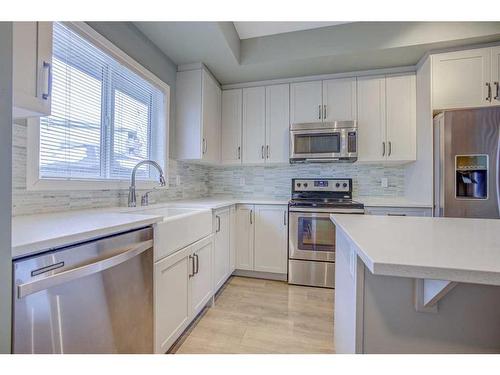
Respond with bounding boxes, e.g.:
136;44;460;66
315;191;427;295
208;163;405;200
13;121;405;215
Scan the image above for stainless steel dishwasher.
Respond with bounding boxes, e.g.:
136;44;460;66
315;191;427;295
12;227;153;354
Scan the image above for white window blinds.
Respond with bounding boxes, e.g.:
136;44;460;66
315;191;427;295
39;22;166;181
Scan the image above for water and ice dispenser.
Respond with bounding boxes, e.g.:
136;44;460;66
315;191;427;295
455;155;488;199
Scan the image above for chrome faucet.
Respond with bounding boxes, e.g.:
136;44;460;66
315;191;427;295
128;160;166;207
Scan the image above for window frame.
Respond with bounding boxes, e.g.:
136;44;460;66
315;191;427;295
27;21;170;191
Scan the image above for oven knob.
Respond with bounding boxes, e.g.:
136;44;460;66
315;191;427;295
335;183;340;188
343;183;348;188
303;183;308;188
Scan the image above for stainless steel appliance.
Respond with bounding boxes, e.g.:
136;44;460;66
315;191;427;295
289;121;358;163
434;108;500;219
288;178;364;288
13;227;154;354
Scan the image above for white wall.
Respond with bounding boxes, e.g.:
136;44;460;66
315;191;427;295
0;22;13;353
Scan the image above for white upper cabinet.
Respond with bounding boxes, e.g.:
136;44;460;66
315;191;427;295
357;74;416;163
13;22;53;119
242;86;266;164
221;89;242;165
491;46;500;105
357;76;386;162
202;71;221;163
253;205;288;274
176;67;221;164
265;84;290;164
323;77;357;121
385;74;416;161
432;48;492;110
290;81;323;124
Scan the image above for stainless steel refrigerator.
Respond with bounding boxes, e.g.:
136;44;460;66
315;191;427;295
434;107;500;219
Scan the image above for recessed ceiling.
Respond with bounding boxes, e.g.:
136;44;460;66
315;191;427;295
233;22;349;39
133;21;500;85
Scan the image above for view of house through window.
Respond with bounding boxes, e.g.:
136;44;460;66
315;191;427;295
39;22;166;182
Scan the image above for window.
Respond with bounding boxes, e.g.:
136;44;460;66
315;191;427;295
31;22;168;189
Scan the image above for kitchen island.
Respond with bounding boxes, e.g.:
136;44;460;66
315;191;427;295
331;214;500;354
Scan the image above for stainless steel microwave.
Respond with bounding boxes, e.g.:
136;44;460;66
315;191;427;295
289;121;358;163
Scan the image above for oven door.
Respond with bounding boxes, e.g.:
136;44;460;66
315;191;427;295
289;210;336;262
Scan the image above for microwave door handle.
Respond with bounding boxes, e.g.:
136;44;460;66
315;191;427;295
17;240;153;299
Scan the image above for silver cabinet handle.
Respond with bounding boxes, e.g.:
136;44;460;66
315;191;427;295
323;104;327;120
17;240;153;299
237;146;241;160
202;138;207;154
266;145;270;159
42;61;52;100
382;141;386;157
194;253;199;274
387;213;407;217
250;209;253;224
388;141;392;157
318;105;322;120
216;215;221;233
494;82;499;101
189;255;195;277
284;210;287;226
261;145;265;159
486;82;492;102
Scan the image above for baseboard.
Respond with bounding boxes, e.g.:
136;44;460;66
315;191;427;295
232;269;288;281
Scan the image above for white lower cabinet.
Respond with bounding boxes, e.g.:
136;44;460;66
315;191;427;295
154;246;191;354
235;204;288;275
213;208;231;293
229;205;236;273
254;205;288;274
190;238;214;317
154;235;213;353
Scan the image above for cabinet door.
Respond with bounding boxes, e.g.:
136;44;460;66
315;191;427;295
357;76;387;162
491;46;500;105
13;22;53;118
242;87;266;164
323;77;357;121
221;89;242;165
254;205;288;274
290;81;323;124
154;249;190;353
190;236;214;318
229;205;236;272
432;48;491;110
202;70;221;163
265;84;290;164
213;209;230;292
386;74;416;162
235;204;254;271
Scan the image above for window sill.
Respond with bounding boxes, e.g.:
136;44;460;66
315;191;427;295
26;178;168;192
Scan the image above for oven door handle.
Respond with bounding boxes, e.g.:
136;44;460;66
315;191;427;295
289;207;365;214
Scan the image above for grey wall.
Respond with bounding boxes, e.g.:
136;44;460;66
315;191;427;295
0;22;13;353
86;22;178;157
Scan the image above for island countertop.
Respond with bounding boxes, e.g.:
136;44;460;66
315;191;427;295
330;214;500;286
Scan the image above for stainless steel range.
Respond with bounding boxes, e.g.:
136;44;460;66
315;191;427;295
288;178;364;288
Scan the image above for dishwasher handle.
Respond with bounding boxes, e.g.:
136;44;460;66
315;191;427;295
17;239;153;299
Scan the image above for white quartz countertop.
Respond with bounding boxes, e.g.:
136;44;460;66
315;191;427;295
12;210;163;259
160;197;289;210
330;214;500;286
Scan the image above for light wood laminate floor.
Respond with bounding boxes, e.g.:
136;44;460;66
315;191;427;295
170;276;335;354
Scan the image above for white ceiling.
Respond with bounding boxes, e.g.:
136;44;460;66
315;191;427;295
133;22;500;85
233;22;348;39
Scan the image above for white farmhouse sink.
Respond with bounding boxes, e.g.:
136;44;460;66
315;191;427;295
135;206;212;261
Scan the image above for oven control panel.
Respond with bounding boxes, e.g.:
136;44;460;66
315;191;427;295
292;179;351;192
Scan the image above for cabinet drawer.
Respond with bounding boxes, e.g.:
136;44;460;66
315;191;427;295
364;207;432;217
